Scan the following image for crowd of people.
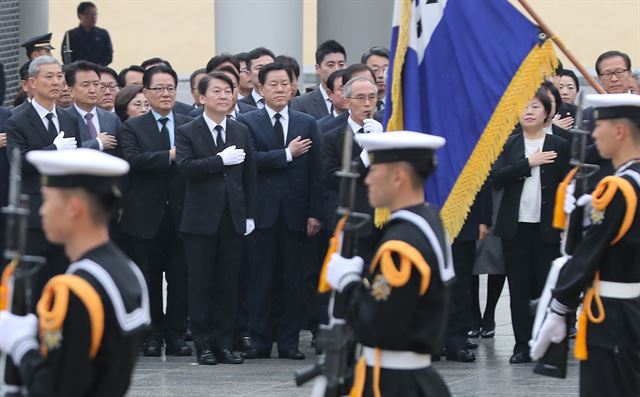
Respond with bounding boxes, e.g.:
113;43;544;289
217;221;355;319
0;0;638;377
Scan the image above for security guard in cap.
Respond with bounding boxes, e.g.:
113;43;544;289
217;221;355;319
531;93;640;397
0;148;150;397
326;131;454;396
21;33;55;60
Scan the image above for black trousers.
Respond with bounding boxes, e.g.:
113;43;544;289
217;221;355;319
580;345;640;397
127;208;187;339
183;209;243;350
502;222;559;354
247;209;306;351
446;239;475;349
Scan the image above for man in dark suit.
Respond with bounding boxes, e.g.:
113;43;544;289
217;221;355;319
176;72;257;365
119;65;192;357
238;62;322;360
362;46;390;112
61;2;113;66
0;107;11;258
5;55;80;290
318;63;382;134
63;61;119;154
190;66;256;119
315;69;345;133
238;47;275;109
291;40;346;120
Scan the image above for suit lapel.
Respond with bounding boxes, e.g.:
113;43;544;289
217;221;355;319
312;88;328;117
70;106;91;141
257;109;278;148
25;105;52;144
196;116;218;154
285;111;296;146
143;112;167;150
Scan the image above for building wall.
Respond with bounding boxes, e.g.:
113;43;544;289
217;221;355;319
0;0;21;107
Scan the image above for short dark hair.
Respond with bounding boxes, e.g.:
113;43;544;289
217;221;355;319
554;59;564;76
315;40;346;65
595;50;631;76
114;84;144;122
19;60;32;81
246;47;276;71
235;52;250;66
541;81;562;116
216;65;240;85
117;65;145;87
189;68;206;90
361;46;390;64
65;60;101;87
533;87;553;121
327;69;345;92
559;69;580;92
342;63;376;85
258;62;292;85
275;55;300;79
198;72;234;96
403;153;437;187
205;53;240;74
99;66;118;81
77;1;96;15
141;57;173;70
143;65;178;88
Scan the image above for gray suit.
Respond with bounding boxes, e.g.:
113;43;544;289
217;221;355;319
65;105;121;154
290;87;329;120
10;100;29;115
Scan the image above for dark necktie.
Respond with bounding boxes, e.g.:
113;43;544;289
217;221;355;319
376;99;384;112
258;98;265;108
158;117;171;148
274;113;285;147
214;125;225;151
357;127;365;134
84;112;98;138
45;112;58;139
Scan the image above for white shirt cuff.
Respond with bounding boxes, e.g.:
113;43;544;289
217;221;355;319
360;149;370;168
285;148;293;162
96;137;104;151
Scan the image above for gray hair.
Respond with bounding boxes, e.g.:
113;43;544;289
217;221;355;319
28;55;60;78
343;76;377;98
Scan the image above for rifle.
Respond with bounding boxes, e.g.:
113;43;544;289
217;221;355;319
1;149;45;397
295;128;371;396
62;32;73;65
531;92;599;378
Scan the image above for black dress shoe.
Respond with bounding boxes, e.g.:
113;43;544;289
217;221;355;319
480;320;496;338
233;336;252;352
196;348;217;365
241;348;271;359
278;349;305;360
467;329;481;338
142;337;162;357
465;339;478;350
509;352;531;364
165;337;192;356
214;348;243;364
446;348;476;362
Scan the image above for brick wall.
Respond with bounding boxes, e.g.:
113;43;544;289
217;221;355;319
0;0;20;107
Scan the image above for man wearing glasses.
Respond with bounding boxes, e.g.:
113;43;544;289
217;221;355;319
61;2;113;66
362;46;390;112
98;67;120;113
119;65;193;359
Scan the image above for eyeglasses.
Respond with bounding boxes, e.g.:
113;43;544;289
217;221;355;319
600;69;628;81
101;83;119;91
147;86;176;94
347;94;377;103
370;66;389;75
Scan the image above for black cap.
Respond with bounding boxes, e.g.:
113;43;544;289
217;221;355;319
21;33;54;58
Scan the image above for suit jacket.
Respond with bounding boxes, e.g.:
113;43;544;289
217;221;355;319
238;94;257;108
321;120;372;230
189;101;256;118
317;111;383;135
119;111;192;238
176;116;257;235
173;101;196;116
10;100;29;115
238;108;322;232
290;87;329;120
492;133;570;243
455;183;492;241
6;103;81;227
0;107;11;207
65;105;121;155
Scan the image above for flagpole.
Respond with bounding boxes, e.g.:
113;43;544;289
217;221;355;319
517;0;606;94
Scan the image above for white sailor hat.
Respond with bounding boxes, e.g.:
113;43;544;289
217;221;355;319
26;149;129;197
357;131;445;164
586;93;640;120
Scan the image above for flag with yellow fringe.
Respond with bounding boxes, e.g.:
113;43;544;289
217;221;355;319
383;0;558;239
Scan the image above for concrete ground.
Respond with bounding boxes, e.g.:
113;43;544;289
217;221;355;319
127;276;580;396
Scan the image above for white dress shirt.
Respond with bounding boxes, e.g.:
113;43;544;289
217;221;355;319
31;99;60;132
318;84;332;114
202;112;227;146
252;89;265;109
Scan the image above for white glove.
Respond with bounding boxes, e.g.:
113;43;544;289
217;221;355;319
218;145;245;166
363;118;383;134
327;254;364;292
563;182;592;214
0;311;39;365
53;131;77;150
529;310;566;360
245;218;255;236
